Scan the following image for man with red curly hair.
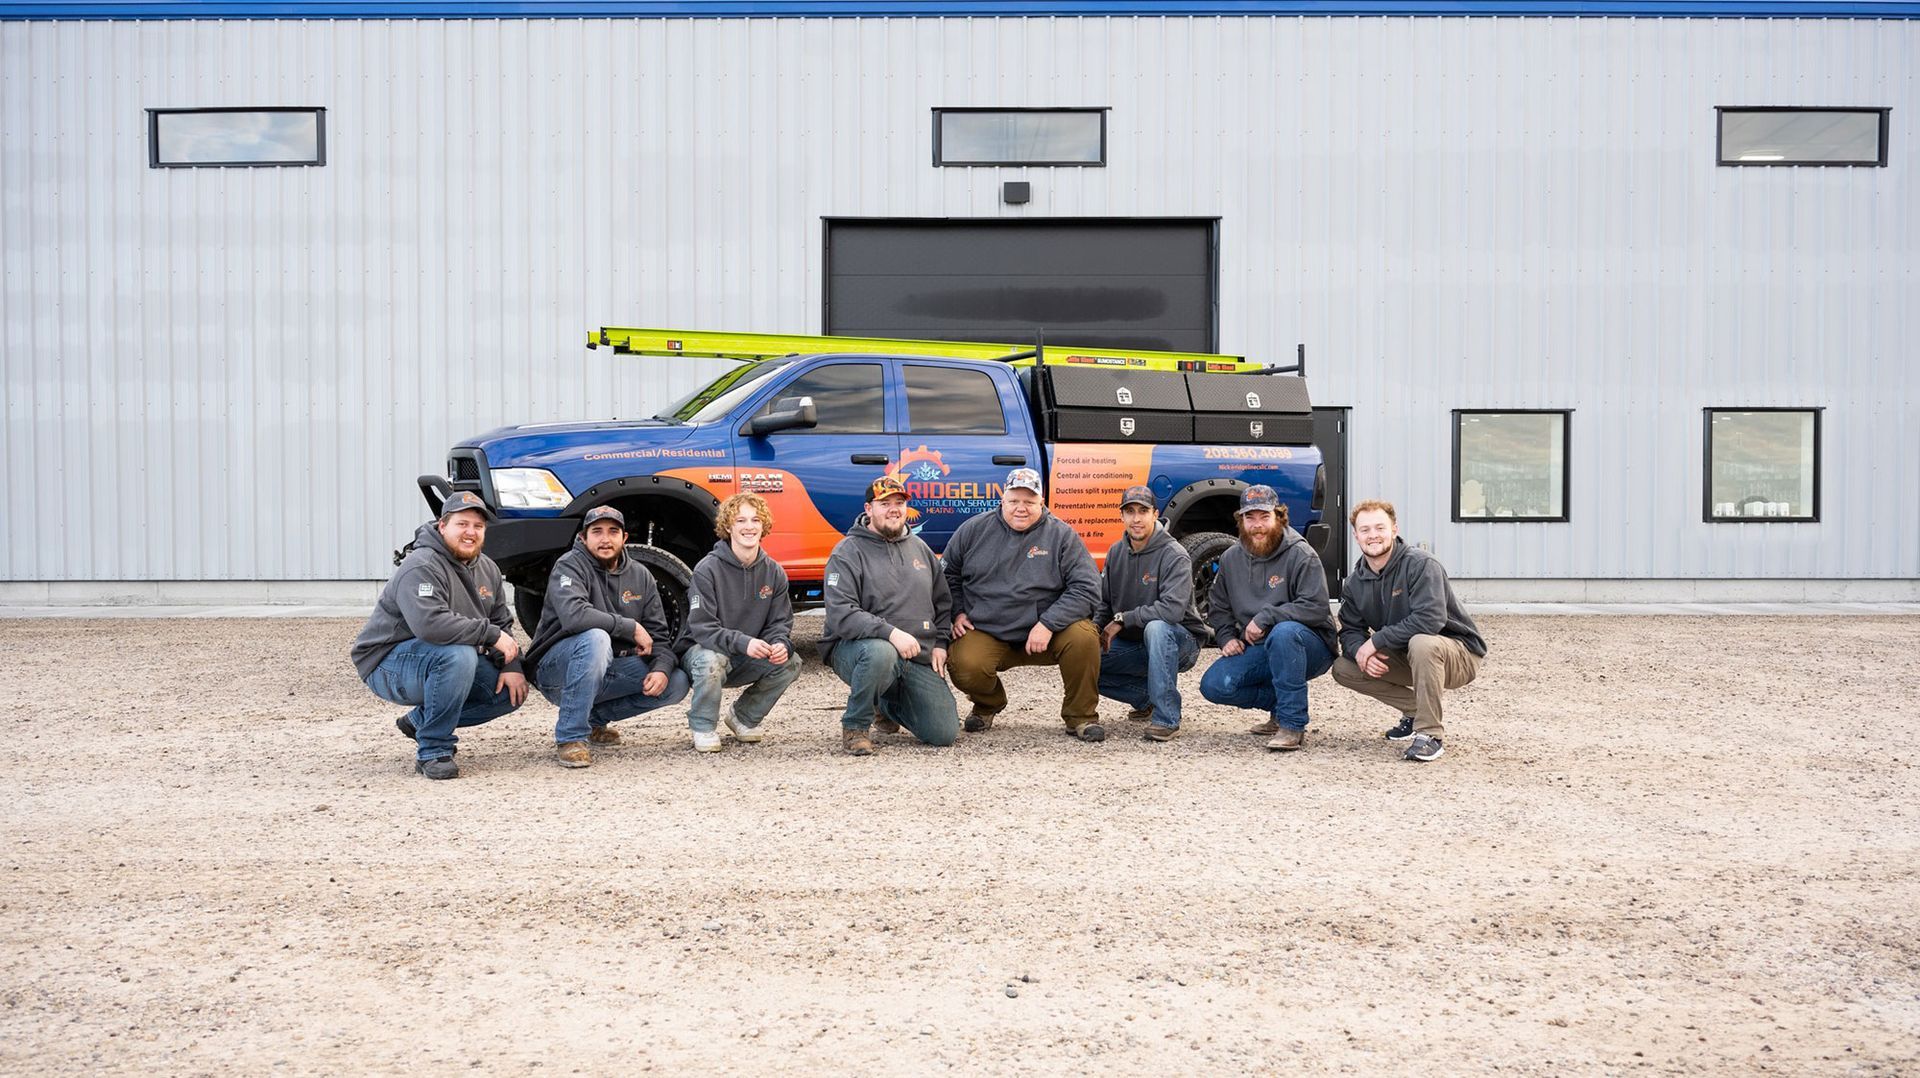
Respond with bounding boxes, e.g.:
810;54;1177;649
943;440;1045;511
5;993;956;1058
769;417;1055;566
673;492;802;752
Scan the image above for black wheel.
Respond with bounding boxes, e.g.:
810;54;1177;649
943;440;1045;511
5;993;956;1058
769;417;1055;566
511;581;545;634
626;542;696;643
1180;531;1235;648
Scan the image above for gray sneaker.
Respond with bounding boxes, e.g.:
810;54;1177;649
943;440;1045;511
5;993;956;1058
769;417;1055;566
414;756;459;780
1404;733;1445;762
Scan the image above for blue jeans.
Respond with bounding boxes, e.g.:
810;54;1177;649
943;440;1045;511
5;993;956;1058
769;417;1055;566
829;638;960;747
1096;620;1200;728
366;638;523;762
1199;621;1335;731
683;645;803;733
535;629;691;744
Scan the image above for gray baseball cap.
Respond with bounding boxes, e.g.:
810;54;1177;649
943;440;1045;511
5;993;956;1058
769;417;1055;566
1118;485;1157;511
438;490;496;521
581;505;627;531
1234;485;1281;517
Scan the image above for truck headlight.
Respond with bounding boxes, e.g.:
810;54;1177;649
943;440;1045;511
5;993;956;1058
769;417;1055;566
492;468;572;509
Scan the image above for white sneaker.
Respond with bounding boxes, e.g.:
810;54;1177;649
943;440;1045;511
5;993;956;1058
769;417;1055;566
691;729;723;753
723;712;765;743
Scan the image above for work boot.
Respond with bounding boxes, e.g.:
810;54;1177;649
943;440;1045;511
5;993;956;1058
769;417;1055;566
1125;707;1154;723
1067;721;1107;743
842;728;874;756
588;725;622;745
1247;719;1280;736
1143;723;1179;742
414;756;459;780
1265;727;1305;752
963;710;997;733
556;741;592;768
873;711;902;735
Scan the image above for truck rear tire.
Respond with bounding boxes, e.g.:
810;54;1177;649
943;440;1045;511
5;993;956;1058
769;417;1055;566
1180;531;1235;648
506;543;697;645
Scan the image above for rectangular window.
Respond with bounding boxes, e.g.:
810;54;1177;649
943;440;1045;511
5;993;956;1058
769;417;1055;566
1717;108;1888;167
934;108;1106;166
904;365;1007;434
1452;410;1570;522
148;108;326;168
1705;409;1821;522
759;363;885;434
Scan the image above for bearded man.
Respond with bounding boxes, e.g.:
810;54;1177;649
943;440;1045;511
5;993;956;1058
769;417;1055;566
1196;484;1338;752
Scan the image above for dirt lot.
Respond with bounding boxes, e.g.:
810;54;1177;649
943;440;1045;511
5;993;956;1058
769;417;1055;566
3;614;1918;1074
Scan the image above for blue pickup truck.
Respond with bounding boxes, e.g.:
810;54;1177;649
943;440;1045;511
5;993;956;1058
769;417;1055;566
419;331;1327;639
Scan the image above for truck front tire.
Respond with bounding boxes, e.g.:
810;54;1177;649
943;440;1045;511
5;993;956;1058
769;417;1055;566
507;543;697;644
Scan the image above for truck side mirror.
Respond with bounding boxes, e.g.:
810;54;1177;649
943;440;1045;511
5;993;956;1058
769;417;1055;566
745;395;818;437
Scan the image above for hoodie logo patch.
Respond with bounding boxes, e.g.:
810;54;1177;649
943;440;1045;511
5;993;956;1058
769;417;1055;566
827;573;840;587
1267;574;1283;589
416;583;434;597
1026;546;1049;559
477;585;494;600
923;620;932;631
1141;572;1156;585
758;584;773;599
559;575;574;589
621;590;643;604
1392;588;1404;597
912;558;926;571
687;595;702;610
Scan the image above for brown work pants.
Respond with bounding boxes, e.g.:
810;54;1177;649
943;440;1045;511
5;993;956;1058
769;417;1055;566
947;619;1101;729
1330;633;1481;737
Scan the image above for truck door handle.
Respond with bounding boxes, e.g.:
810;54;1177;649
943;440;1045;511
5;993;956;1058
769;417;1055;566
850;454;888;465
993;455;1027;465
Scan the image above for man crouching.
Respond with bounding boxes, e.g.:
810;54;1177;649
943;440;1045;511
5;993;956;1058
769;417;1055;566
350;491;529;779
524;506;691;768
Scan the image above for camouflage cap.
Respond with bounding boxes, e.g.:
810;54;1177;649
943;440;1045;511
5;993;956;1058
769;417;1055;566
1118;485;1157;511
581;505;627;531
1234;484;1281;517
1004;467;1044;495
866;475;910;502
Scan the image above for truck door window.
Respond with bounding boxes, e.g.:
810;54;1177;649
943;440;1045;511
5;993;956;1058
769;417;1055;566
903;365;1007;434
758;363;885;433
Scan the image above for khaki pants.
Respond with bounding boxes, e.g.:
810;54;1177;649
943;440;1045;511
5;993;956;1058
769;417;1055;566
947;619;1101;729
1330;633;1480;737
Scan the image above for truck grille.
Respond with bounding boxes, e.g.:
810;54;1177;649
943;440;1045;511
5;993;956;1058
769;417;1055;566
451;455;481;482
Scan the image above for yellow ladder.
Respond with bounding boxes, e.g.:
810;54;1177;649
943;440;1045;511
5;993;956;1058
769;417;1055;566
588;326;1257;373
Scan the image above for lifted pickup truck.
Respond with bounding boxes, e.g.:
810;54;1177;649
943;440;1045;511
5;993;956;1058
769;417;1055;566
418;328;1327;640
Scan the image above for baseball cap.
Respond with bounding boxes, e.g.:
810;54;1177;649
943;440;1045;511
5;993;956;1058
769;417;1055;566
1004;468;1044;495
581;505;627;531
438;490;496;521
1234;484;1281;517
1118;485;1157;511
866;475;909;502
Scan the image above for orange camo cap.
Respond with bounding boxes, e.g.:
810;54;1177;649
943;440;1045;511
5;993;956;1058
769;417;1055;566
866;475;910;502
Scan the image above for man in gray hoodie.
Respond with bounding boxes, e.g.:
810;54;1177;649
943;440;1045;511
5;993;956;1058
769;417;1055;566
1197;485;1339;752
350;491;529;780
524;505;691;768
1095;485;1207;742
672;492;801;753
1331;499;1487;763
944;467;1106;742
820;475;960;756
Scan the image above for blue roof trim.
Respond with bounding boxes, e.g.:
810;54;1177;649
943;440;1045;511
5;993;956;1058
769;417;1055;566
4;0;1917;16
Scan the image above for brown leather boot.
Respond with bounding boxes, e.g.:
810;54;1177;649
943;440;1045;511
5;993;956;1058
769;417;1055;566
556;741;592;768
842;728;874;756
1265;727;1305;752
588;726;621;745
1248;719;1280;736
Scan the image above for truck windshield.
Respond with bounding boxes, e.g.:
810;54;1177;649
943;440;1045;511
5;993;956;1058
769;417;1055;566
666;358;794;423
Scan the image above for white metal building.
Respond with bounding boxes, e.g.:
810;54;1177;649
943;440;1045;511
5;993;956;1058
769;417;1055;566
2;1;1915;602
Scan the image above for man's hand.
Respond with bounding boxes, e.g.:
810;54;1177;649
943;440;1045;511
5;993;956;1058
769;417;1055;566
951;612;974;639
1025;623;1053;655
931;647;948;678
767;642;790;665
1221;637;1246;657
642;671;669;696
493;632;522;664
745;637;773;660
631;624;654;656
1244;620;1266;643
1356;639;1388;678
889;628;921;660
1101;622;1121;652
496;670;528;707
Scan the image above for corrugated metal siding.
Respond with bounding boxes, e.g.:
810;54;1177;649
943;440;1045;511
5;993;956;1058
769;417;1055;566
2;14;1915;581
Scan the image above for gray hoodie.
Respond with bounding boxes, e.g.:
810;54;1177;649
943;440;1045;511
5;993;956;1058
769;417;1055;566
1207;526;1338;656
820;515;953;666
673;541;794;659
1095;524;1207;641
350;521;520;681
525;539;677;679
942;507;1101;642
1338;538;1486;659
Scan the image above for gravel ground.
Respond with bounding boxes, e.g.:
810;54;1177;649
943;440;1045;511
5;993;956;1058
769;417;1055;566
3;614;1918;1074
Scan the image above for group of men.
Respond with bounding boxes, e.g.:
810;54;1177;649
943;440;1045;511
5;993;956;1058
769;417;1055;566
350;468;1486;779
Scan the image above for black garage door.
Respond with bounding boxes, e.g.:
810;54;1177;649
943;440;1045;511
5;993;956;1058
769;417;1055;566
824;219;1216;352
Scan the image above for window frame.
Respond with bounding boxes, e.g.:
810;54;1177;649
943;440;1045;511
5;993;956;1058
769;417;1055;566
1450;408;1573;524
147;107;328;169
932;107;1108;168
751;361;888;436
1714;106;1889;168
1702;407;1824;524
902;363;1010;436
